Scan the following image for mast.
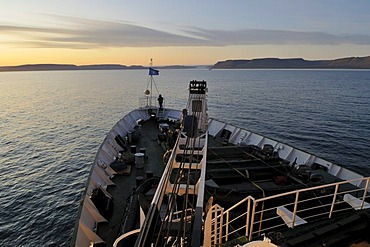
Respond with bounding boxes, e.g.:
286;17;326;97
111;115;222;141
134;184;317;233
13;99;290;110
150;58;153;106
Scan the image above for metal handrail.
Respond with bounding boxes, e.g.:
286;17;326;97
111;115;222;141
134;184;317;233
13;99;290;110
208;177;370;244
255;177;369;203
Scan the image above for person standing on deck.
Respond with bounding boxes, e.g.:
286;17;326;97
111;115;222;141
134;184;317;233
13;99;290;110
157;94;164;108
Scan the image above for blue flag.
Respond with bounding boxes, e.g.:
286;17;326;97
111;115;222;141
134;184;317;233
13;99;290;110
149;68;159;75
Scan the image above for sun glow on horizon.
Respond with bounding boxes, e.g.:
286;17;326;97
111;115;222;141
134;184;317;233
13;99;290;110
2;44;370;67
1;1;370;66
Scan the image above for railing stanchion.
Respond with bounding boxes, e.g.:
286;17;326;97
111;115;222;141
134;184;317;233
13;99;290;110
246;198;251;237
225;211;229;242
361;178;370;209
249;200;257;241
329;183;339;219
292;192;300;228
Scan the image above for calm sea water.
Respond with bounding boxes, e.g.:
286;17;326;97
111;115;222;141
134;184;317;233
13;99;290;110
1;69;369;246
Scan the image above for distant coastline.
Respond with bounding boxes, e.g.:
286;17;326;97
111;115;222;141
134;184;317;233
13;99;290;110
0;64;199;72
1;55;370;72
211;56;370;69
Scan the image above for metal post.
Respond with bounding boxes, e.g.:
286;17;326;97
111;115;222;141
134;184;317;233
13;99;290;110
329;183;339;219
246;198;251;237
249;201;257;241
292;192;300;228
150;58;153;107
150;76;153;107
225;212;229;242
361;178;370;209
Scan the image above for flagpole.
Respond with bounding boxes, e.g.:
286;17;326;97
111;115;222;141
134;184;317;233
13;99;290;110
150;58;153;107
147;58;159;107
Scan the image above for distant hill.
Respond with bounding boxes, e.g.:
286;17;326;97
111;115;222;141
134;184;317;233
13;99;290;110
0;64;142;72
212;56;370;69
0;64;199;72
2;56;370;72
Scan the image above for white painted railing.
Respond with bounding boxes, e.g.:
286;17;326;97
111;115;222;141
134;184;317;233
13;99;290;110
206;177;370;245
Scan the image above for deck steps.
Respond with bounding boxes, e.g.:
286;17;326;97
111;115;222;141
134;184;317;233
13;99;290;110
276;206;307;228
344;194;370;210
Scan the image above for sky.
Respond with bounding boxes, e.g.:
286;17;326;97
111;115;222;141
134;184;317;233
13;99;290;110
1;0;370;66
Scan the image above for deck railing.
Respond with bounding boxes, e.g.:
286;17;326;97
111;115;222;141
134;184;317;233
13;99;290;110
206;177;370;245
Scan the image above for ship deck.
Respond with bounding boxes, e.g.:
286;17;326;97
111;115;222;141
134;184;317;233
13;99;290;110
92;116;370;247
94;117;226;246
96;117;173;246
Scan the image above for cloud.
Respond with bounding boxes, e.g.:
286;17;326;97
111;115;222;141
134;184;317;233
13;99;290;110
184;28;370;46
0;17;207;49
1;16;370;49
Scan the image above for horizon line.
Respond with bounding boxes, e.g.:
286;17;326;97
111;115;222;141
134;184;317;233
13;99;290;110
2;54;370;68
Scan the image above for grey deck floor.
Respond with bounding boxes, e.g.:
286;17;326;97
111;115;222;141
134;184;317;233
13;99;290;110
96;118;171;246
94;121;232;245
